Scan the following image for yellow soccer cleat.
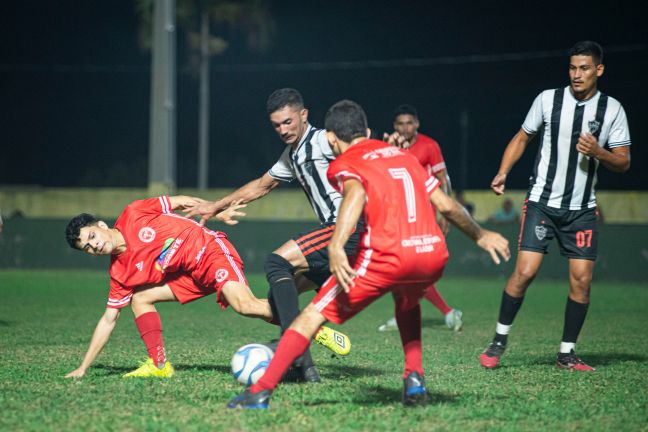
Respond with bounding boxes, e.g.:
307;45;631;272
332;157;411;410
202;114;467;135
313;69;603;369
122;358;175;378
314;326;351;356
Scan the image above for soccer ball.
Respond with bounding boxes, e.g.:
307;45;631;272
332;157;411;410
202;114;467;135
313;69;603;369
231;343;274;385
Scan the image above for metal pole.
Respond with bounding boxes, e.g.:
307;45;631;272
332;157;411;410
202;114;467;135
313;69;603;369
148;0;176;196
197;9;210;190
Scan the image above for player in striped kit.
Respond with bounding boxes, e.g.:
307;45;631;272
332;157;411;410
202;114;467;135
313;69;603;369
479;41;631;371
184;89;353;382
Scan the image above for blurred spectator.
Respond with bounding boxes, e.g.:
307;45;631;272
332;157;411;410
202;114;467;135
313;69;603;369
0;211;3;234
455;190;475;216
488;198;520;224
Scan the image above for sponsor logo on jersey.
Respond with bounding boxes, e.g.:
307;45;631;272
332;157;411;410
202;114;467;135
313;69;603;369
588;119;601;134
138;227;156;243
535;225;547;240
401;235;442;253
215;268;229;283
135;261;144;271
362;146;403;161
155;238;178;272
195;246;206;264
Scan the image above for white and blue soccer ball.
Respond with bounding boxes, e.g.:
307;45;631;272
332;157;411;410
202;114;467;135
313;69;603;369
231;343;274;385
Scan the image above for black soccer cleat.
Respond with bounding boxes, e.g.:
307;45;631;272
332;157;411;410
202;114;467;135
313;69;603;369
479;341;506;369
402;371;429;406
301;365;322;383
556;350;595;372
227;389;272;409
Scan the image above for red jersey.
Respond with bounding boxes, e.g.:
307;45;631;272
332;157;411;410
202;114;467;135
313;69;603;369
327;139;448;283
108;196;228;308
407;133;446;176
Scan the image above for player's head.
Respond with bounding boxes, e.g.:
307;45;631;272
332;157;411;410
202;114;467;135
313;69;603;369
267;88;309;147
324;99;369;156
568;41;604;99
65;213;114;255
393;104;420;142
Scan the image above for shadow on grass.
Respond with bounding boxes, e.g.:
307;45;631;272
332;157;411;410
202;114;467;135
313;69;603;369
522;352;648;367
321;363;386;380
422;318;446;329
0;320;11;326
304;384;458;407
92;363;231;375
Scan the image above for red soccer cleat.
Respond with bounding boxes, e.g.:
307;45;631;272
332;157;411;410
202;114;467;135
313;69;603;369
479;341;506;369
556;350;595;372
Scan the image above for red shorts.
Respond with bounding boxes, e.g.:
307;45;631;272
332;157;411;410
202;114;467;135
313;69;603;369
167;236;248;309
312;249;446;324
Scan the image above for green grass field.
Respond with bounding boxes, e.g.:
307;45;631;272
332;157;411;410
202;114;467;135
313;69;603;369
1;270;647;431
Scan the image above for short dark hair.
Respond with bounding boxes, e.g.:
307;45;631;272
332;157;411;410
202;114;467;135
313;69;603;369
324;100;368;143
65;213;99;249
569;41;604;65
393;104;418;121
266;88;304;114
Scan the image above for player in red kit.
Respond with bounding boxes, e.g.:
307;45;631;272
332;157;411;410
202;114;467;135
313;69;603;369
228;100;510;409
63;195;338;379
379;104;463;332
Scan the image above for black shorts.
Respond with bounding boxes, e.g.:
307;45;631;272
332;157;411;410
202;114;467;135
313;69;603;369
518;200;598;260
292;222;364;286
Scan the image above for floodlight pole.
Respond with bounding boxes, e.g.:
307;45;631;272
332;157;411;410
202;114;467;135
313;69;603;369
148;0;177;197
197;9;210;190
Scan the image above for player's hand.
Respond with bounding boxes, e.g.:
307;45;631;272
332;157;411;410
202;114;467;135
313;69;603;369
476;229;510;265
215;200;247;225
490;173;507;196
328;245;356;293
174;196;207;211
65;367;87;379
383;132;411;149
576;132;601;158
183;201;223;226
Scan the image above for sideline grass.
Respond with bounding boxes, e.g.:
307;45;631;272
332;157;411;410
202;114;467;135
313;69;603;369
1;270;647;431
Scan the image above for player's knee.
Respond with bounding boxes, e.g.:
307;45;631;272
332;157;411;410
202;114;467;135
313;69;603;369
513;264;538;285
264;253;294;283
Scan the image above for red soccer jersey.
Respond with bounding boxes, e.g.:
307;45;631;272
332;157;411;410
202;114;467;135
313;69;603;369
327;139;448;283
407;133;446;176
108;196;227;308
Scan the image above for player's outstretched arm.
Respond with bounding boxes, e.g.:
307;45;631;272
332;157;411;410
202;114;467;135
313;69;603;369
431;189;511;265
214;201;248;226
168;195;207;211
491;129;533;195
328;179;366;292
65;308;121;378
183;173;281;225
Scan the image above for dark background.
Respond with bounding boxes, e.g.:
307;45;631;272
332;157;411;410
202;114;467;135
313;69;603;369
1;0;646;191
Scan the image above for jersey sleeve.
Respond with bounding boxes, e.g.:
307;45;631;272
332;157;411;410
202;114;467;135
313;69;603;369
327;159;363;194
126;196;173;215
316;129;336;161
425;174;441;194
107;278;134;309
428;139;447;174
522;92;544;135
607;104;632;148
268;147;295;182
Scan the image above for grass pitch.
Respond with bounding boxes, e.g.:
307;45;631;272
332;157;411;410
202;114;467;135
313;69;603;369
1;270;647;431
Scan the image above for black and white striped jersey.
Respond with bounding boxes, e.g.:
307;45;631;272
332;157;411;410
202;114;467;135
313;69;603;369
522;86;631;210
268;125;342;224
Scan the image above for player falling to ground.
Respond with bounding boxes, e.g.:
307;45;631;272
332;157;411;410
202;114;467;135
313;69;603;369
64;196;345;379
377;104;463;332
185;89;355;382
479;41;631;372
228;100;510;409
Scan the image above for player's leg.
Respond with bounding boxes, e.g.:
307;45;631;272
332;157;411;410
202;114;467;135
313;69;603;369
124;284;177;378
480;200;550;368
555;207;597;371
220;281;273;321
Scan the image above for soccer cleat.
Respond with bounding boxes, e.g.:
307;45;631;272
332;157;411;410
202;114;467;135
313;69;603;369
314;326;351;356
378;317;398;332
479;341;506;369
122;358;175;378
444;309;464;332
556;350;595;372
227;389;272;409
301;365;322;383
402;371;429;406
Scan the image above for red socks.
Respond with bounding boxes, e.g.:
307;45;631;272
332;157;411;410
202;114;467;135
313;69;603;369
395;303;423;378
251;329;310;393
424;285;452;316
135;311;166;367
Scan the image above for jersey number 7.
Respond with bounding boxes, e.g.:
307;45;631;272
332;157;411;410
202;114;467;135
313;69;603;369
388;168;416;223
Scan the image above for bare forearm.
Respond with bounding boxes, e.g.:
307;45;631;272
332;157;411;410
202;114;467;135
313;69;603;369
216;176;278;209
77;311;119;371
498;131;529;175
441;199;482;242
330;184;365;251
595;148;630;173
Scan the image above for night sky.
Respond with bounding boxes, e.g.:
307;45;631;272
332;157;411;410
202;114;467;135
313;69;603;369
1;0;646;191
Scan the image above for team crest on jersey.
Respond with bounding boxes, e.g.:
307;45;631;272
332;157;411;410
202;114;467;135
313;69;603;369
215;268;229;283
139;227;156;243
588;119;601;134
535;225;547;240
